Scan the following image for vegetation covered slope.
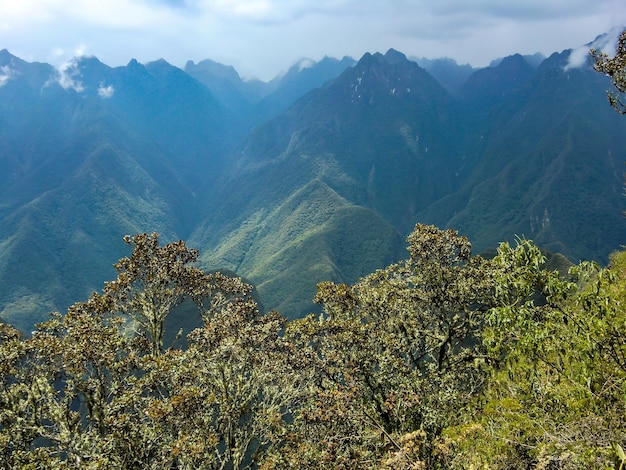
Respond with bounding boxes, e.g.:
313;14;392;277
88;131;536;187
1;30;625;469
421;50;626;260
1;38;626;329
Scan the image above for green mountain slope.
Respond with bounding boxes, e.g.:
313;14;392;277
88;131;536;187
190;49;461;316
193;179;404;318
1;41;625;330
0;52;234;330
421;51;626;262
0;117;190;332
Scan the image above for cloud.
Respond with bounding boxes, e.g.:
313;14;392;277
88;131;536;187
566;26;623;69
426;0;600;21
0;65;16;87
47;53;89;93
98;82;115;98
147;0;197;7
44;45;96;93
56;65;84;93
0;0;623;80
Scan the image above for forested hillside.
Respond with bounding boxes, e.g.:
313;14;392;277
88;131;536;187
2;17;626;469
0;32;625;331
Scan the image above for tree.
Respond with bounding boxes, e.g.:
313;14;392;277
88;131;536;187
282;224;499;467
146;300;313;469
0;293;153;468
104;233;251;356
0;234;306;469
592;29;626;114
444;241;626;468
2;227;624;467
593;29;626;220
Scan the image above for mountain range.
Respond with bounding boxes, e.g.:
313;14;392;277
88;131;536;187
0;37;625;332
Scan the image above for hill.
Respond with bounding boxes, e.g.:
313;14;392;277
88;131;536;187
0;38;625;328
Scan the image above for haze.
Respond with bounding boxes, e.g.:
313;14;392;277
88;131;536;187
1;0;624;80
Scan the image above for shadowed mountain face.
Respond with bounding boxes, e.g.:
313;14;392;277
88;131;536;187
421;50;626;260
1;43;625;329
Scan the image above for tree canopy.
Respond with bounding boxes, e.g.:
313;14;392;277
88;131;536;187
1;225;624;468
593;29;626;114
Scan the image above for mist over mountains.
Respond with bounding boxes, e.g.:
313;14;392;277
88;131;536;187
1;38;625;331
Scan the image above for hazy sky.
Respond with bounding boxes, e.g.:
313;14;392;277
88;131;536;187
1;0;624;80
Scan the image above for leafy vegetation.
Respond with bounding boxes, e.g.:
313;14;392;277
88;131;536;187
1;224;624;468
593;30;626;114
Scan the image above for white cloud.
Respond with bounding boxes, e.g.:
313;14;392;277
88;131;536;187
296;58;315;71
566;26;623;70
0;0;623;80
52;58;85;93
0;66;16;87
211;0;273;17
98;82;115;98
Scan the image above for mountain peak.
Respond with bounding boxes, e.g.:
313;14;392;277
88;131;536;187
384;48;408;65
73;55;109;75
146;58;177;72
461;51;536;104
489;53;544;69
357;49;414;70
185;59;241;82
127;58;143;69
0;49;25;67
499;53;530;68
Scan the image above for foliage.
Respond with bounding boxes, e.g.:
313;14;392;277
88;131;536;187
280;224;498;467
105;233;251;355
0;234;303;469
592;28;626;219
593;30;626;114
444;242;626;468
1;226;625;468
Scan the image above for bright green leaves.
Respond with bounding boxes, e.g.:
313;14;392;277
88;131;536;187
461;241;626;468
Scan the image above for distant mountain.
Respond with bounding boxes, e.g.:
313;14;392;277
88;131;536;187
413;56;477;94
0;51;236;331
489;52;545;68
0;38;625;331
199;49;463;233
186;55;356;127
459;53;536;109
185;58;268;103
184;58;260;130
189;49;473;317
421;50;626;260
253;56;357;122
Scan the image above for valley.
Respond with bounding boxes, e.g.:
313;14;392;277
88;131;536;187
0;39;625;331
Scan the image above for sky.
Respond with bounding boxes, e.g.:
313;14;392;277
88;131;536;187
0;0;625;81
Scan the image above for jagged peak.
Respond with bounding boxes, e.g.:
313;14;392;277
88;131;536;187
146;58;176;70
357;49;414;69
384;48;408;65
496;54;534;72
185;59;241;81
72;55;109;73
0;49;25;67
